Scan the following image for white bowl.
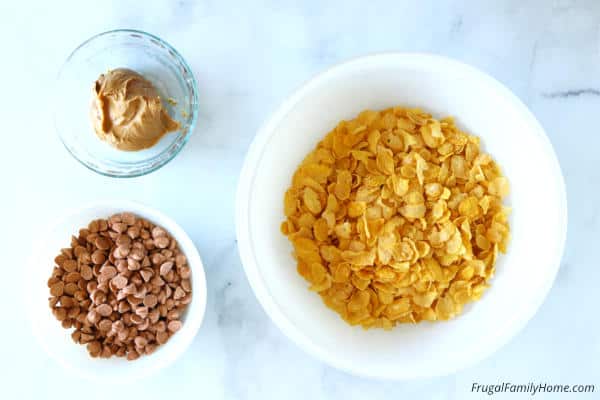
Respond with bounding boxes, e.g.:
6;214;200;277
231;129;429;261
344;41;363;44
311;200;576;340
236;53;567;380
27;200;207;382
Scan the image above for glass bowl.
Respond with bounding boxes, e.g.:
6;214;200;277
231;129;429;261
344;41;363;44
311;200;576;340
55;29;198;177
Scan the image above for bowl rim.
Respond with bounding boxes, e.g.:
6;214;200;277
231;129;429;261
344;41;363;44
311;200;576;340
26;199;207;382
235;52;568;380
54;29;199;178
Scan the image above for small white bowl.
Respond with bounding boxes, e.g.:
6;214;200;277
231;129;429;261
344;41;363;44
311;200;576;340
236;53;567;380
27;200;207;382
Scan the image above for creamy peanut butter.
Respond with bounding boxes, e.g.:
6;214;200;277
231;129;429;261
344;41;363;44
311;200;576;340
90;68;180;151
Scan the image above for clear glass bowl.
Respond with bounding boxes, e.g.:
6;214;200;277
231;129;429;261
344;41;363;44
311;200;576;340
55;29;198;177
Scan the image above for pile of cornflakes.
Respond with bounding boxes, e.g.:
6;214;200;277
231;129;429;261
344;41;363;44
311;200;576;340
281;107;510;329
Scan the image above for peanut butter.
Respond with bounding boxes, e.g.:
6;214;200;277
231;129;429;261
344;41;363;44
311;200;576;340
90;68;180;151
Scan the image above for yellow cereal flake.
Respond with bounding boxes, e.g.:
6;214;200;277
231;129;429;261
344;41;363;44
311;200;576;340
281;106;510;329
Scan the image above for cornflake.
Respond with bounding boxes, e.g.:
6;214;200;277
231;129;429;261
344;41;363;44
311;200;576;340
281;107;510;329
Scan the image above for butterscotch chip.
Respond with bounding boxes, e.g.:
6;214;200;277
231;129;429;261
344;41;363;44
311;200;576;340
174;254;187;267
158;304;168;317
149;309;160;324
98;319;113;332
86;281;97;293
156;331;169;344
126;350;140;361
91;250;106;265
80;333;94;344
54;255;67;268
73;290;87;302
111;275;128;289
151;227;167;238
71;330;81;343
140;268;153;282
133;286;147;299
79;252;92;265
113;246;129;259
181;279;191;292
173;287;186;300
122;284;137;296
144;343;157;355
118;246;131;258
61;248;74;259
63;283;78;295
129;248;144;261
50;282;64;297
87;310;100;324
159;261;173;276
91;290;106;305
98;219;108;231
73;245;87;258
167;320;181;333
130;274;143;286
48;276;61;287
117;301;130;313
112;222;128;234
154;237;170;249
62;259;78;272
150;253;164;266
134;336;147;348
53;307;67;321
87;341;102;357
76;314;87;324
135;306;149;319
180;294;192;305
179;266;191;279
127;294;142;306
114;259;127;273
143;294;158;308
121;212;136;226
48;212;192;360
80;265;93;280
100;345;113;358
61;294;76;306
112;320;125;333
64;272;81;283
100;265;117;279
167;310;179;320
68;306;81;318
88;220;100;233
116;235;131;248
127;258;141;271
127;227;141;240
154;321;167;332
95;236;111;250
130;314;143;325
96;303;113;317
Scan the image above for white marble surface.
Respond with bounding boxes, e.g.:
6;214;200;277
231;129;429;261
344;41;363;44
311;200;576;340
1;0;598;398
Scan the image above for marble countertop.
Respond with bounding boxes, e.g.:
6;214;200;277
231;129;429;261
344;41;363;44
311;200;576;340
1;0;598;399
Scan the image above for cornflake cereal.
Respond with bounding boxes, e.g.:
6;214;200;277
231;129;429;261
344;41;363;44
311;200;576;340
281;107;510;329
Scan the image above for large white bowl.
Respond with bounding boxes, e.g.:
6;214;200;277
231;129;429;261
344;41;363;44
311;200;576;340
236;53;567;380
27;200;207;382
